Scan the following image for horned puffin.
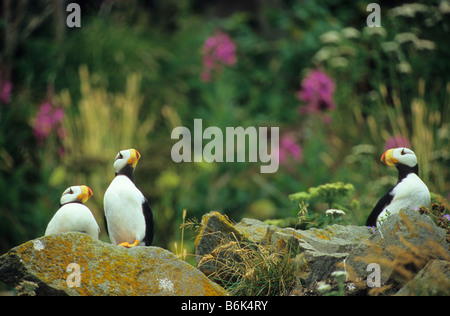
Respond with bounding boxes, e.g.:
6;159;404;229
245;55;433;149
366;147;430;227
45;185;99;239
104;149;154;247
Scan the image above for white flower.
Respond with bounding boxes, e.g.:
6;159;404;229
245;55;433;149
317;281;331;294
319;31;341;44
363;26;386;37
395;32;418;44
326;209;346;216
389;4;428;18
346;283;356;291
341;27;360;39
331;270;348;279
414;39;436;50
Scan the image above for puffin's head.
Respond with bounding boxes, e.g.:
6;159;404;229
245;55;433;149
60;185;93;205
381;147;417;168
113;149;141;174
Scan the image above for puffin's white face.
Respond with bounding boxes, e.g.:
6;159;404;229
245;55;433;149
381;147;417;168
60;185;93;205
113;149;141;173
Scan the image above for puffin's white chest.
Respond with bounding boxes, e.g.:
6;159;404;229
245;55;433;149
377;173;430;224
104;175;146;245
45;203;99;239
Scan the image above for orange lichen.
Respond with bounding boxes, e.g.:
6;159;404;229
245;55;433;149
9;233;227;296
392;223;400;237
399;210;418;238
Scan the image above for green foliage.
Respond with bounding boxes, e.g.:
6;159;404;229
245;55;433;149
288;182;358;228
290;182;355;209
0;0;448;255
0;104;50;254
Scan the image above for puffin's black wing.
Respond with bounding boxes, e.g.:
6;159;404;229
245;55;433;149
142;199;154;246
366;189;394;227
103;213;109;236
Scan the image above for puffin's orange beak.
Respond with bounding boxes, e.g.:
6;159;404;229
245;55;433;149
79;185;93;204
380;149;397;167
127;149;141;168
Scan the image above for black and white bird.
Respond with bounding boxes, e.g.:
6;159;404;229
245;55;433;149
45;185;99;239
104;149;154;247
366;147;430;227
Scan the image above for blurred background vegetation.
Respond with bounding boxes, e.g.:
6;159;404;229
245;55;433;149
0;0;448;261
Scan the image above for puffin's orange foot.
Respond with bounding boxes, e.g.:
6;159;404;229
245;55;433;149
118;240;140;248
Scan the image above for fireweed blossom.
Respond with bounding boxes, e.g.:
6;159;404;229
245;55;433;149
297;70;336;122
277;134;302;166
384;135;411;151
201;31;237;82
33;101;66;148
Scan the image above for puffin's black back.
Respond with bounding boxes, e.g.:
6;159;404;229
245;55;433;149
142;199;154;246
365;190;394;226
365;162;419;227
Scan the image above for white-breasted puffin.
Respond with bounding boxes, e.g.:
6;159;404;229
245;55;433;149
45;185;99;239
366;147;430;227
104;149;154;247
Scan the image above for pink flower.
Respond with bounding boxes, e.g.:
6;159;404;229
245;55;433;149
201;31;237;82
33;101;66;145
384;135;411;151
0;71;12;104
297;70;336;118
278;134;302;166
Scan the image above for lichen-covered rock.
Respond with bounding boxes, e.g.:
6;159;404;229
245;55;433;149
195;212;371;285
346;207;450;289
0;232;227;296
195;211;245;275
289;225;371;285
396;259;450;296
194;209;449;295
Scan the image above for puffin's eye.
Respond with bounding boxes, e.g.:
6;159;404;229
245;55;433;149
63;188;74;196
115;152;124;161
401;148;407;155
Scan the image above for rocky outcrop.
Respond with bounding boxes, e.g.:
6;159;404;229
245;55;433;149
195;208;450;295
395;259;450;296
345;207;450;293
196;211;372;286
0;232;227;296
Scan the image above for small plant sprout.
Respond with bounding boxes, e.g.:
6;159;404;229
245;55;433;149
175;209;188;260
297;201;309;226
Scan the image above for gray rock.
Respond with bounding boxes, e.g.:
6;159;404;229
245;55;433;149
292;225;371;285
194;209;449;294
396;259;450;296
346;207;450;288
196;212;372;286
0;232;228;296
194;211;245;276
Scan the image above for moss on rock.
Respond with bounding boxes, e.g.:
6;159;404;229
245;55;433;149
0;232;227;296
